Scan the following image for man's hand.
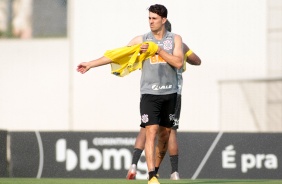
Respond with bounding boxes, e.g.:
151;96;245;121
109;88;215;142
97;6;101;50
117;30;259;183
77;62;91;74
140;43;149;53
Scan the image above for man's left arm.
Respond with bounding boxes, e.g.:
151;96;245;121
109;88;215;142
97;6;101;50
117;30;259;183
157;34;183;69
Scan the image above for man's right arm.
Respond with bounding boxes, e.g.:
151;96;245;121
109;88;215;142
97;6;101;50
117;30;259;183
77;35;144;74
77;56;112;74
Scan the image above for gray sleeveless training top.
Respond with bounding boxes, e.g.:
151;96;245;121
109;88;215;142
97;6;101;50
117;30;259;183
176;67;184;95
177;44;189;95
141;31;178;95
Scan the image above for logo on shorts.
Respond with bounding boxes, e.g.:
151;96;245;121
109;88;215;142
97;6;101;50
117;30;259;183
169;114;175;121
141;114;149;123
173;119;179;127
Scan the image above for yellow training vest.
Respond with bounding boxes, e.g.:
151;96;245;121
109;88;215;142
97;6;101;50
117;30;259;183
104;41;158;77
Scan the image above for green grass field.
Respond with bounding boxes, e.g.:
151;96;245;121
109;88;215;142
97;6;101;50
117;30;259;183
1;178;282;184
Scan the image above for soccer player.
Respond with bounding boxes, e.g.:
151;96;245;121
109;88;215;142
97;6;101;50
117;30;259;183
126;20;201;180
77;4;184;184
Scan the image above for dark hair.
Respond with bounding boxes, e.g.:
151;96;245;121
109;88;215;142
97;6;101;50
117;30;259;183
148;4;168;18
165;20;171;32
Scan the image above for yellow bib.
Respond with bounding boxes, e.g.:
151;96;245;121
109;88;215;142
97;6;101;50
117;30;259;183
104;41;158;77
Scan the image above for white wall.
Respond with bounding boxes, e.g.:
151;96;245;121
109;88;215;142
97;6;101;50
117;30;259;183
0;39;70;130
0;0;268;132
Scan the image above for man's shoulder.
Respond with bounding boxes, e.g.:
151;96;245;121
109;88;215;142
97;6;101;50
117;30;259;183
168;32;182;44
143;32;153;40
172;33;182;39
127;35;143;46
167;31;182;39
165;31;174;39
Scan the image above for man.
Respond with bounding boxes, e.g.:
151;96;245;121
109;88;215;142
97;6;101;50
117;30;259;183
77;4;183;184
126;20;201;180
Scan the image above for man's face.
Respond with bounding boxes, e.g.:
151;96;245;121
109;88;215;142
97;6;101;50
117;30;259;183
149;12;165;32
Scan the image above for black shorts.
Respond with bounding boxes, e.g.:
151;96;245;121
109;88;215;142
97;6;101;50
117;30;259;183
140;93;177;128
172;94;181;130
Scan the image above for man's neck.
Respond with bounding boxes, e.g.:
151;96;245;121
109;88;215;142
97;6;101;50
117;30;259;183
152;28;166;40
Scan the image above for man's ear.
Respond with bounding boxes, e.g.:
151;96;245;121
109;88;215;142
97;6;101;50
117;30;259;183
162;18;167;25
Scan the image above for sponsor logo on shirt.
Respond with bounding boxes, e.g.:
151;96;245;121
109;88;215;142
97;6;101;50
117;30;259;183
152;84;172;90
150;55;166;64
163;40;172;50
